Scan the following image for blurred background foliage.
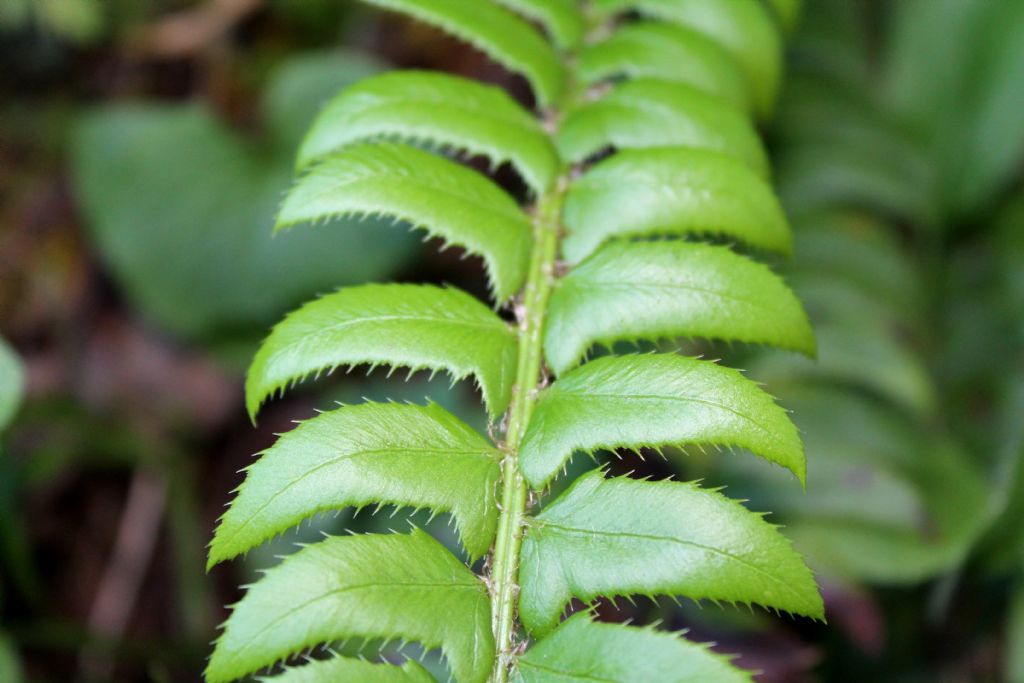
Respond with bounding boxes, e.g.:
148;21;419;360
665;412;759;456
0;0;1022;681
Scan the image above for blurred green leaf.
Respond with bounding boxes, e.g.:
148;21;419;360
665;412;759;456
0;0;103;43
940;0;1024;214
0;634;23;683
786;0;869;88
996;196;1024;316
883;0;988;123
729;386;987;584
883;0;1024;216
1010;581;1024;683
0;339;22;432
972;378;1024;572
754;320;935;419
764;0;802;35
72;51;418;342
778;125;934;225
788;216;924;323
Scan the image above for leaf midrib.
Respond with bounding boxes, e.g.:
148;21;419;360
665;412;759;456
221;446;494;546
315;312;508;335
301;162;527;225
347;91;541;132
228;579;481;663
264;313;509;375
533;520;810;606
562;278;779;311
516;658;619;682
548;390;779;438
601;93;715;124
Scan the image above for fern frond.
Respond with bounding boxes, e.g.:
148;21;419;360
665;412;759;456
361;0;565;107
518;470;824;636
276;142;532;301
545;240;815;375
207;530;493;683
296;71;559;196
562;147;791;264
245;284;518;420
516;612;754;683
576;21;749;112
519;354;805;489
209;402;501;567
212;2;819;680
557;78;768;174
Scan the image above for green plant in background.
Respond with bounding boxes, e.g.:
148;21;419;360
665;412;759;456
205;1;821;682
724;0;1024;679
0;0;103;44
72;51;419;345
0;337;25;683
0;339;22;433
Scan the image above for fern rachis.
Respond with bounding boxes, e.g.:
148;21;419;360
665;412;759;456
207;1;822;682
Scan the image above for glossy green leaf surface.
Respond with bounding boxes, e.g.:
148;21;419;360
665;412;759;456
266;657;436;683
207;530;493;683
519;354;805;489
0;338;23;432
562;148;791;264
361;0;564;106
245;284;518;420
545;241;814;375
515;612;753;683
210;402;501;567
277;142;532;301
296;71;558;195
493;0;585;49
625;0;783;117
518;471;824;636
576;21;749;112
557;79;768;174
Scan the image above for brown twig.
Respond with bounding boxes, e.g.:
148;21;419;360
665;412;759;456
125;0;264;59
78;468;167;681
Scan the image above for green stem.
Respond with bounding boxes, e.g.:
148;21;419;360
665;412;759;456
489;186;564;683
488;9;604;678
